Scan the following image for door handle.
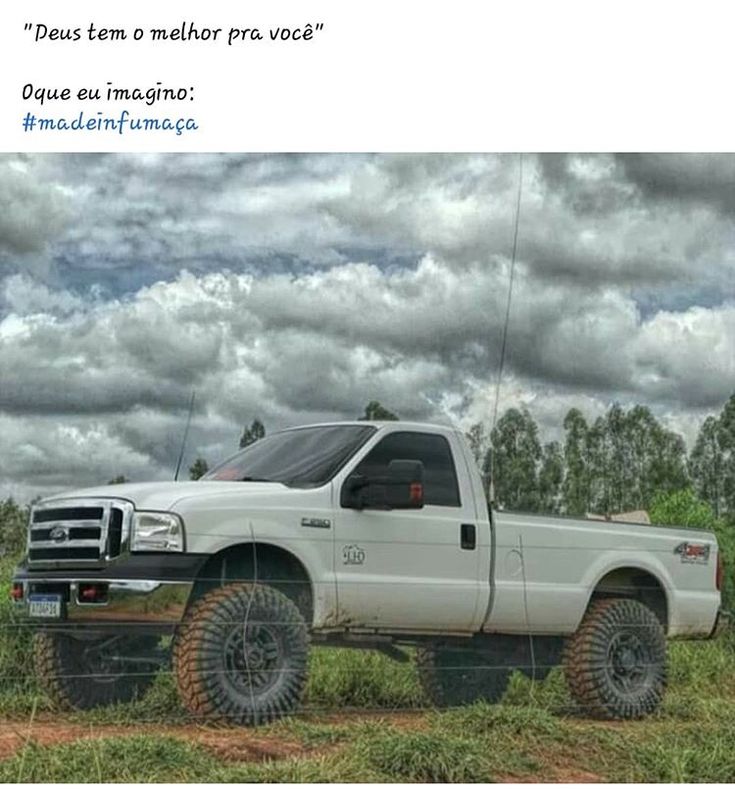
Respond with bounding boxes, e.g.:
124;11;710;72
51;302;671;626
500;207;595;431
460;523;476;550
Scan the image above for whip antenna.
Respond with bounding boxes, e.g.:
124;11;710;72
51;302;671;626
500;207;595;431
174;389;196;481
488;153;524;502
492;153;524;430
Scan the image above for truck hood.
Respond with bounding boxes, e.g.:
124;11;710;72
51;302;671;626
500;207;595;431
40;480;290;512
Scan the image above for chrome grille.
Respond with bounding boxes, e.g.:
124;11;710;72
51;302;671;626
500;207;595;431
27;499;133;567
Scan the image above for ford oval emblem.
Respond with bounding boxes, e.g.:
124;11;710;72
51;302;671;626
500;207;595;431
49;526;68;543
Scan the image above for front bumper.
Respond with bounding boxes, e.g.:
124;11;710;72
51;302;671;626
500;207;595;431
12;552;206;627
13;577;194;626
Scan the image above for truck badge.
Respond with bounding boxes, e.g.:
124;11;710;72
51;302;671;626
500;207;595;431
674;542;710;564
301;517;331;529
342;544;365;565
49;526;68;543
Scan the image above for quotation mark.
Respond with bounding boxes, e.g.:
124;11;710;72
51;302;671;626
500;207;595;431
24;23;32;32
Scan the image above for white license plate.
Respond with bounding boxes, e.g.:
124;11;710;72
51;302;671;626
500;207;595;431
28;594;62;619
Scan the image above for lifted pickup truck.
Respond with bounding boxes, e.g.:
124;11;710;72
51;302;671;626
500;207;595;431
12;421;724;722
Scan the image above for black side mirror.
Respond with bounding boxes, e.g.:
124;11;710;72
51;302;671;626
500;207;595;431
342;459;425;510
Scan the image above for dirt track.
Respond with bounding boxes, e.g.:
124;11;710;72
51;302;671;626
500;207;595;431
0;712;607;782
0;716;310;763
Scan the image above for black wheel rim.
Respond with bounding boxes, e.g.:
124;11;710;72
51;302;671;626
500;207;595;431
606;631;651;694
223;623;282;696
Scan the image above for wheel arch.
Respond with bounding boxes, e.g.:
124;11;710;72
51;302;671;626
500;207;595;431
188;541;315;624
585;563;670;631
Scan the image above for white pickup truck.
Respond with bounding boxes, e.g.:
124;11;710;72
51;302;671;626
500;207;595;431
12;421;724;722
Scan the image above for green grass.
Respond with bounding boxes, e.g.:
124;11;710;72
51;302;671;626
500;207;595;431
620;727;735;783
4;674;735;782
433;700;563;738
63;646;425;727
305;646;424;710
3;549;735;781
354;727;493;782
1;735;215;783
0;557;46;715
0;733;371;783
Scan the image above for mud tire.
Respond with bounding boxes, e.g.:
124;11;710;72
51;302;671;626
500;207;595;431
34;632;160;710
173;583;308;726
563;597;667;720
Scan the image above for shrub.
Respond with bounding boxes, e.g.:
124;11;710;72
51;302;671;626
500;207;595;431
0;556;41;712
0;500;27;560
650;488;735;609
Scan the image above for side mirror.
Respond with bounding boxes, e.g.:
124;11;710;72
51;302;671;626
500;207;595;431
342;459;425;510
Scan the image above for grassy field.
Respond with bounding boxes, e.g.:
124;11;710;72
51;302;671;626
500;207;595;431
2;557;735;782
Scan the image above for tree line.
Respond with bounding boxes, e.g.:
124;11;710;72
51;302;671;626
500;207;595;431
193;396;735;524
468;393;735;521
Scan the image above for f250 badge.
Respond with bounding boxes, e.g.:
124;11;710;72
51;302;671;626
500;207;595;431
674;542;710;565
342;544;365;565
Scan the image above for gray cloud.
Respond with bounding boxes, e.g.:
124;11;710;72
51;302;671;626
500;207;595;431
0;153;733;500
0;159;69;267
617;154;735;215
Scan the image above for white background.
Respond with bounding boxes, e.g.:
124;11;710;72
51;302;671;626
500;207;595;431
1;0;735;151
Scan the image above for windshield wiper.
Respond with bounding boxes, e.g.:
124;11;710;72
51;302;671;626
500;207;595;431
239;475;276;482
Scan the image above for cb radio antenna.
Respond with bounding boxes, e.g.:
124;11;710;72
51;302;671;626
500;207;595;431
174;389;196;481
488;153;524;505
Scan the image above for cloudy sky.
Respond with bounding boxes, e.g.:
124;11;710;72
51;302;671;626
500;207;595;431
1;153;733;501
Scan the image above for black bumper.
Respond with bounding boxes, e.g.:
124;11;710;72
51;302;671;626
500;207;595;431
13;552;208;583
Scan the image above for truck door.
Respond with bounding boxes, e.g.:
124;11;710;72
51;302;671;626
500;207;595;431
333;429;482;632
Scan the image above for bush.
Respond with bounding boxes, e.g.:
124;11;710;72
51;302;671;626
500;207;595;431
0;556;42;712
0;500;31;708
0;500;28;559
650;488;735;610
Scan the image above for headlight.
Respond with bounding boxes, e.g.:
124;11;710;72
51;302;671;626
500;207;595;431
131;511;184;552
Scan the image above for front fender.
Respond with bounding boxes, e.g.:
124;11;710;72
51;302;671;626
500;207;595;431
185;519;336;628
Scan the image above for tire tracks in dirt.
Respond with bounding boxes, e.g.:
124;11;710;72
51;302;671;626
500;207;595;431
0;717;309;763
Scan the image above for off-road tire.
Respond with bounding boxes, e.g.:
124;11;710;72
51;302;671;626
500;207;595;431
34;632;160;710
564;597;667;720
416;642;511;707
173;582;309;726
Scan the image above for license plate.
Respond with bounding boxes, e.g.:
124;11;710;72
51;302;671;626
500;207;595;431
28;594;62;619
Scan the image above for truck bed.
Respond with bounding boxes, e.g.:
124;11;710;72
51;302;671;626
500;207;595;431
484;509;720;638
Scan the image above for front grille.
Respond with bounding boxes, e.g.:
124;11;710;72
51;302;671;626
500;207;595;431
33;507;104;523
30;526;101;542
29;548;100;562
27;500;132;567
108;508;123;557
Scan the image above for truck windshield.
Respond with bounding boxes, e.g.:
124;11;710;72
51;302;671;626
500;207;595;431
203;424;377;487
